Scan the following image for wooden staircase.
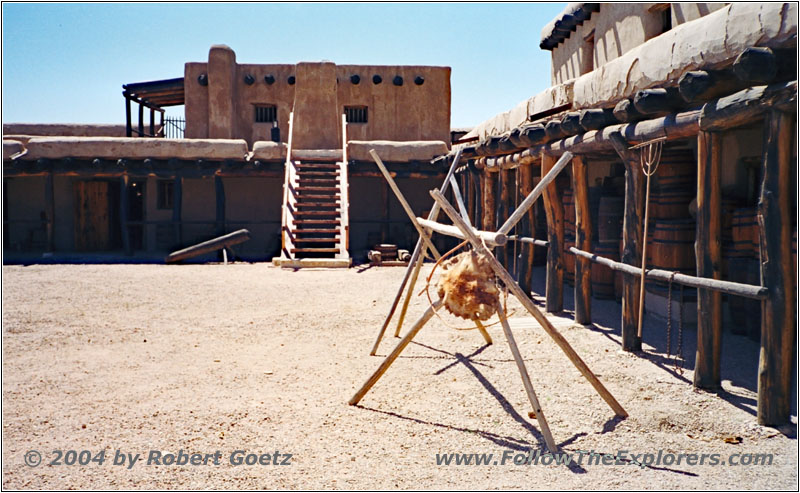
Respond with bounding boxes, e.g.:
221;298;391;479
275;113;350;267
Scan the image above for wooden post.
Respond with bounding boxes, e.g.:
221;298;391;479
124;92;132;137
482;171;497;232
215;175;225;236
466;169;476;226
541;152;564;313
498;168;511;269
150;108;155;137
757;110;796;426
45;171;55;252
694;131;723;389
518;162;535;296
572;155;592;324
610;132;643;352
381;180;389;243
120;175;131;256
173;175;182;247
138;102;144;138
497;306;558;453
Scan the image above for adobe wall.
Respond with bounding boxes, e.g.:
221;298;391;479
3;123;130;138
183;46;451;148
551;3;727;85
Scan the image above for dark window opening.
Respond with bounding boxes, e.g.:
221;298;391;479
345;106;368;124
255;104;277;123
581;30;595;75
157;180;174;210
661;5;672;33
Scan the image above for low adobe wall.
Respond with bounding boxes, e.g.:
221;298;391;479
3;123;131;138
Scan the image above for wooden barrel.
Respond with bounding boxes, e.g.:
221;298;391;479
650;149;696;219
731;207;760;259
647;219;696;272
597;196;624;242
592;241;619;299
564;233;575;285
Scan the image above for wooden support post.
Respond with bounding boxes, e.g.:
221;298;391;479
124;93;132;137
497;306;558;452
215;175;225;237
757;110;796;426
172;175;182;247
381;180;389;243
572;155;592;324
541;153;564;313
466;169;476;227
351;300;441;405
518;163;535;296
120;175;131;256
138;102;144;138
150;108;155;137
431;189;628;418
482;171;497;232
45;171;55;252
694;131;723;389
610;132;643;352
498;168;511;268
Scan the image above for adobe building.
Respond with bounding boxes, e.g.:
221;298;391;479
3;45;454;265
447;3;796;427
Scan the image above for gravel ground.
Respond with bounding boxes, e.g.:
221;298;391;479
2;263;797;489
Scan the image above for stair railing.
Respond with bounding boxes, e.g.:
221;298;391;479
281;112;296;259
337;112;350;259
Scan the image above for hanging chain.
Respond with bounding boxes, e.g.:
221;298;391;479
675;283;685;375
667;271;675;357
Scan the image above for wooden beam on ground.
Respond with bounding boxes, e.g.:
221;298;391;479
430;188;628;418
610;132;643;352
541;152;564;313
165;229;251;263
757;109;796;426
694;131;723;389
572;155;592;324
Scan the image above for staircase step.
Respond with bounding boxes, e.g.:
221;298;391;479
291;248;341;253
297;170;339;178
295;163;339;170
294;237;339;243
294;202;340;208
295;194;340;200
297;177;339;183
295;186;339;192
294;210;339;216
293;219;340;225
292;228;340;234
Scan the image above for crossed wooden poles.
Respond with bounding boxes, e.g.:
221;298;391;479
349;149;627;453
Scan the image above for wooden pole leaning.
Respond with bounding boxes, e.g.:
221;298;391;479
350;300;442;405
369;149;461;355
497;151;573;236
496;305;557;453
430;188;628;418
370;150;441;259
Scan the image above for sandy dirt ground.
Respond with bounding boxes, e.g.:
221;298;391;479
2;263;797;489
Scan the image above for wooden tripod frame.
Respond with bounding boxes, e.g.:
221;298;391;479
349;150;628;453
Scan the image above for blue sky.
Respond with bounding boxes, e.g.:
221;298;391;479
2;2;565;129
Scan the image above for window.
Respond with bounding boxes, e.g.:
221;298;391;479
254;104;277;123
581;30;595;75
345;106;368;124
649;3;672;35
157;180;174;210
